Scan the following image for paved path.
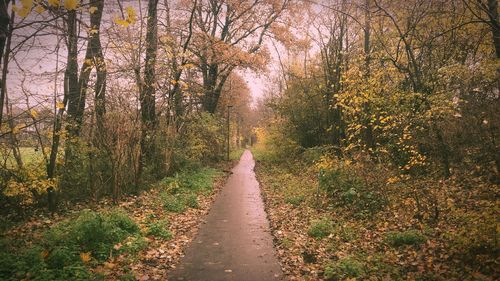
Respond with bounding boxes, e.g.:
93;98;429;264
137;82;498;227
168;150;283;281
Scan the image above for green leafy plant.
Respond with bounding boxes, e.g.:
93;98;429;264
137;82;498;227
160;192;187;213
308;218;334;239
384;229;427;247
285;195;305;206
146;219;173;240
324;257;365;280
0;209;138;280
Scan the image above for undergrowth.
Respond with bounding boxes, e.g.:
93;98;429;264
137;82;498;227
254;145;499;280
159;167;220;213
0;209;139;280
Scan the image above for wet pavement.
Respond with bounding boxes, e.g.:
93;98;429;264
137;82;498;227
168;150;283;281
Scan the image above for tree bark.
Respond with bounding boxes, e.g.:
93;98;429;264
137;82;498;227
0;1;11;128
140;0;160;178
0;0;10;67
362;0;376;152
65;10;81;139
487;0;500;58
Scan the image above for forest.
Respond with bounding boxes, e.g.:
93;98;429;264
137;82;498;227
0;0;498;280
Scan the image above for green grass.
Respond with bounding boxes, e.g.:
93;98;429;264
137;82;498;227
308;217;334;239
159;167;220;213
285;194;305;206
250;146;267;161
384;229;427;247
160;192;188;213
2;146;44;168
146;219;172;240
43;209;139;260
162;167;220;194
229;148;245;160
324;257;365;280
0;209;140;280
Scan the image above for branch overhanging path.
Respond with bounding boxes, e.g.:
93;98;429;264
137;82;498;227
169;150;283;281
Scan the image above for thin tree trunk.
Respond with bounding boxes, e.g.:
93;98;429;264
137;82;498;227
90;0;106;137
46;29;63;213
140;0;160;179
65;10;81;138
362;0;375;152
0;0;9;66
0;3;11;129
487;0;500;58
5;101;22;169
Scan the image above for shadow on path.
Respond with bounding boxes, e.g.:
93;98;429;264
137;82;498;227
168;150;283;281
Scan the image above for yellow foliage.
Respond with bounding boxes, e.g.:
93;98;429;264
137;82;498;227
56;101;65;109
12;5;30;18
12;123;24;135
125;7;137;24
30;109;38;119
89;6;98;14
114;18;130;27
63;0;79;10
20;0;31;5
4;176;57;204
34;5;45;13
48;0;60;7
315;155;336;171
114;7;137;27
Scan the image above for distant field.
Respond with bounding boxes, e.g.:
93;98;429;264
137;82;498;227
2;146;45;168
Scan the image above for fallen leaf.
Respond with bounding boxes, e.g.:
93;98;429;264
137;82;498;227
80;252;91;263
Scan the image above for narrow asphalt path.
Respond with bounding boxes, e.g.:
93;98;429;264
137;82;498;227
168;150;283;281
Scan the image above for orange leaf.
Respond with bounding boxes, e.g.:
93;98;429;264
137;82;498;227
80;252;91;262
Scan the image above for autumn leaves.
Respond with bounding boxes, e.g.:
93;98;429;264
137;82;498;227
13;0;80;17
12;0;137;30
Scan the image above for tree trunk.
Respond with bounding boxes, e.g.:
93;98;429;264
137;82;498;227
0;2;11;128
432;122;451;178
65;10;81;138
140;0;160;179
487;0;500;58
87;0;106;140
362;0;376;152
46;30;64;213
0;0;9;66
5;103;22;169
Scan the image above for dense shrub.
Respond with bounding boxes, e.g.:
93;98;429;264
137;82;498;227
44;209;139;260
318;160;386;215
171;113;225;170
0;209;138;280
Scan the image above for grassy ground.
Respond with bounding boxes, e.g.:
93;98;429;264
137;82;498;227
229;147;246;161
1;146;44;168
0;164;231;281
253;147;498;281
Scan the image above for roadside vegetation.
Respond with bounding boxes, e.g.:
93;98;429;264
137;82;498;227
0;0;498;280
251;1;498;280
255;144;497;280
0;166;226;280
1;1;264;279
